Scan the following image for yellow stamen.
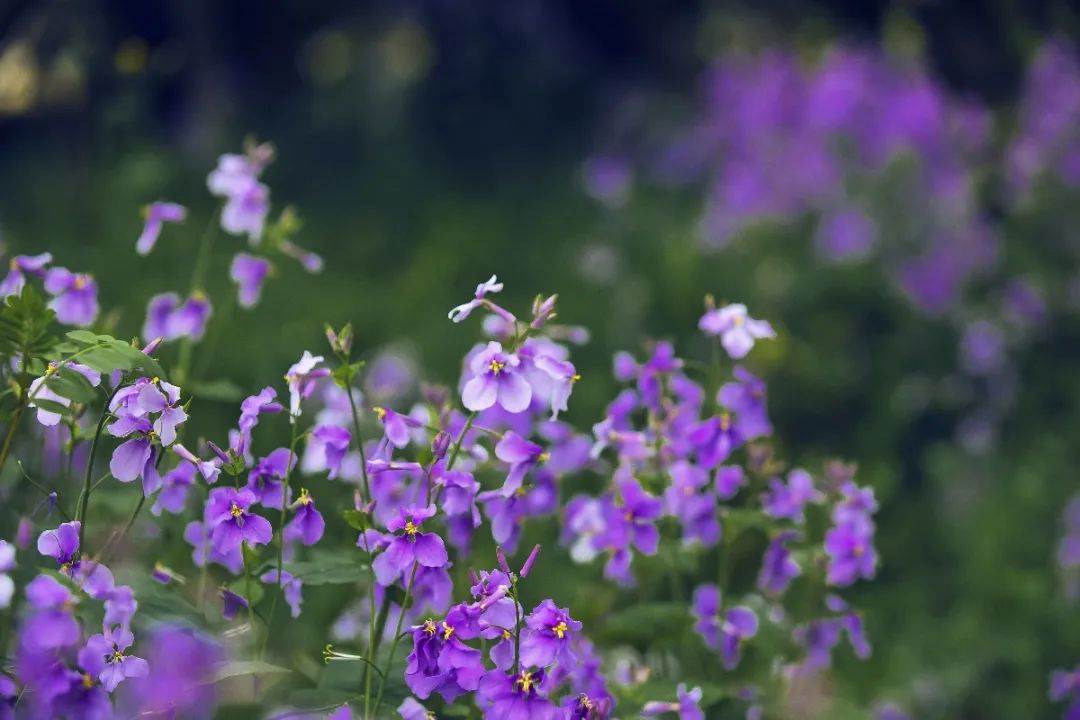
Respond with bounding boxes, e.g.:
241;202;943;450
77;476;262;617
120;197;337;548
405;520;419;537
422;619;437;636
719;413;731;432
552;621;568;639
298;488;312;505
373;406;387;420
230;504;244;518
538;452;551;463
81;673;94;689
515;670;535;693
571;373;582;383
441;622;455;640
489;359;506;375
502;629;512;639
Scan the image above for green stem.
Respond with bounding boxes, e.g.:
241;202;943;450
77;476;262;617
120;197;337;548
76;382;124;549
372;562;418;715
262;418;300;659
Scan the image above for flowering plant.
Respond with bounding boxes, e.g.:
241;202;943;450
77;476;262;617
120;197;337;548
0;141;880;719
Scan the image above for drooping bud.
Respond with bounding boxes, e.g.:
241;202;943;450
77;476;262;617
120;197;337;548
431;431;452;460
496;546;511;575
141;336;164;356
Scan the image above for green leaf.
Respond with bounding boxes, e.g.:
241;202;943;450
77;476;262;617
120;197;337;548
331;361;364;390
45;366;98;404
0;286;59;360
27;397;70;416
213;660;291;682
65;330;101;345
342;509;368;531
78;346;136;375
107;340;166;379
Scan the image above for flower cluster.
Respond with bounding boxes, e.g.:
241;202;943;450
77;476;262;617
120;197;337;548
0;137;885;719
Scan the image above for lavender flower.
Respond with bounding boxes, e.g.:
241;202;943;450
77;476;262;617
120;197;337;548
476;668;559;720
0;252;51;297
285;351;330;417
230;253;271;308
205;487;272;553
137;202;186;255
520;599;582;668
448;275;505;323
284;489;325;545
462;342;532;413
699;303;776;359
44;268;99;326
641;684;704;720
84;625;148;691
372;505;449;586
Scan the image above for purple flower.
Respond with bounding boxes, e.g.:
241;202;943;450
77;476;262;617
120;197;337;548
691;584;721;649
37;521;80;569
109;427;161;496
137;202;186;255
0;252;51;297
763;469;824;523
462;342;532;414
230;253;271;309
665;460;721;547
757;531;801;595
477;668;560;720
698;303;776;359
238;386;284;450
286;351;329;417
642;684;704;720
285;489;325;545
247;447;295;507
720;607;758;670
151;462;195;515
260;569;304;617
372;505;449;587
717;366;772;440
715;465;745;500
137;379;187;445
44;268;98;326
448;275;506;323
172;443;221;484
494;431;546;497
220;587;249;620
405;609;486;702
374;406;421;449
143;292;212;342
124;624;224;718
205;487;273;553
84;625;148;691
520;599;582;668
689;413;742;469
307;424;351;479
23;574;81;649
184;521;242;574
824;515;878;586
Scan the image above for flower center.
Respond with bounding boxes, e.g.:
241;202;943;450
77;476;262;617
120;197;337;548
73;274;88;290
578;694;593;710
404;520;419;537
515;670;535;693
230;503;244;519
422;619;437;636
853;543;864;557
298;488;312;505
719;413;731;431
732;313;744;327
552;621;568;639
81;673;94;689
489;359;506;375
110;649;125;663
373;406;387;420
441;622;455;640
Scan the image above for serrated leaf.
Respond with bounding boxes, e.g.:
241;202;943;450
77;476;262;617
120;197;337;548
213;660;291;682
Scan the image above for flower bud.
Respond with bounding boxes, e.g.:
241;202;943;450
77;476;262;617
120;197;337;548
431;431;452;460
